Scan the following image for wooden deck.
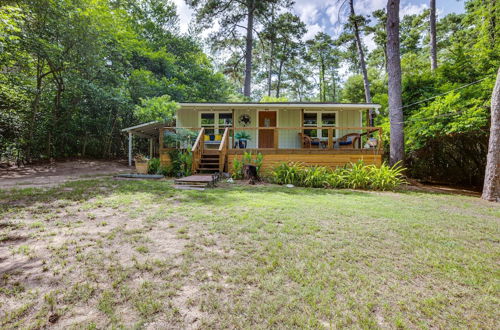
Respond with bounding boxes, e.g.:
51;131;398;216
159;126;384;174
175;175;214;183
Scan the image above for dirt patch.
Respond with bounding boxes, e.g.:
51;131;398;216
0;159;130;189
405;179;482;197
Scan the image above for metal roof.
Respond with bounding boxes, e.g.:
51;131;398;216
121;121;165;138
179;102;380;109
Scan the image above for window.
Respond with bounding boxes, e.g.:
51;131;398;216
200;112;233;134
303;112;336;139
201;113;215;135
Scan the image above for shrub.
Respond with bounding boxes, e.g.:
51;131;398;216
232;158;244;179
369;162;406;190
166;149;193;177
148;158;161;174
232;152;264;179
271;161;406;191
271;162;305;185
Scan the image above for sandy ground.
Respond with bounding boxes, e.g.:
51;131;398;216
0;160;131;189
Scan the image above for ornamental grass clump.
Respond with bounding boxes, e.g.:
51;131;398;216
271;161;406;191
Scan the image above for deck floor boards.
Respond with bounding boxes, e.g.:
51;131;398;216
175;175;213;183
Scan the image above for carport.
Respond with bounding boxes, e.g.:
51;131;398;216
121;121;164;166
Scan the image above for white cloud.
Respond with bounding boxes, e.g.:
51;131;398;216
298;4;320;24
172;0;194;34
303;23;323;40
400;3;428;16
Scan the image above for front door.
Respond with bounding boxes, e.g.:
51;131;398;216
258;111;277;148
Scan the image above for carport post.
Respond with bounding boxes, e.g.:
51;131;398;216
149;138;153;159
128;132;133;166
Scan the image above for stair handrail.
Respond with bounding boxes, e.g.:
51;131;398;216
191;128;205;173
218;127;229;172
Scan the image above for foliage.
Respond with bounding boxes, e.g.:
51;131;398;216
166;149;192;177
271;161;406;191
147;157;161;174
234;131;252;141
134;95;179;124
134;154;148;162
163;129;198;149
232;152;263;179
259;96;288;102
0;0;234;163
231;158;244;180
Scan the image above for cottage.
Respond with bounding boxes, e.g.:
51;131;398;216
122;102;383;174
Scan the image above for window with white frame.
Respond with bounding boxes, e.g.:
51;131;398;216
200;112;233;135
303;111;336;138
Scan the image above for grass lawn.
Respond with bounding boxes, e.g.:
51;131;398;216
0;179;499;329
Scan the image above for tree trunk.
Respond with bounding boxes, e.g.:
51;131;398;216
386;0;404;166
350;0;372;104
319;61;325;102
482;67;500;202
243;0;254;98
276;59;284;98
267;41;274;97
27;58;44;162
267;5;275;97
243;164;260;184
429;0;438;71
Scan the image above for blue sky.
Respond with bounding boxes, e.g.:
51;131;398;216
173;0;466;40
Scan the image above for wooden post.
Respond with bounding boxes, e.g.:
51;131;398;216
128;132;133;166
159;128;163;152
274;128;279;149
328;128;333;149
378;127;383;153
149;138;153;159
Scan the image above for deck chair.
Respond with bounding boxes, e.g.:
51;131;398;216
298;133;321;148
338;133;361;149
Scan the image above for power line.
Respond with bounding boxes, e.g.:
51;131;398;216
400;76;490;110
390;75;493;125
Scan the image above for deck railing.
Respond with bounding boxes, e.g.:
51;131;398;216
229;126;383;153
191;128;205;173
160;126;383;154
218;127;229;172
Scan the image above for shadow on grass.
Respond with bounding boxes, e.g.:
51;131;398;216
0;178;177;213
0;177;430;214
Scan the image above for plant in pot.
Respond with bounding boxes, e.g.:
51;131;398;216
235;131;251;149
134;154;149;174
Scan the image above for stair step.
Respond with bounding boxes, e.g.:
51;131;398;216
200;163;219;168
174;180;208;185
173;185;206;191
200;159;219;163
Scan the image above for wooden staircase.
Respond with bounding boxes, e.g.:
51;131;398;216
174;174;217;190
198;152;220;173
191;127;229;174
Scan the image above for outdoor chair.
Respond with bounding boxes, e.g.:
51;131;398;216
338;133;361;149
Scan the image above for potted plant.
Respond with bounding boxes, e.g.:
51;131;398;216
134;154;149;174
235;131;251;149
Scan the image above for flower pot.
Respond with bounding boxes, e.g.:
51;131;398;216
238;139;247;149
135;161;148;174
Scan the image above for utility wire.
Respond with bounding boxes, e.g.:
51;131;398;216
390;75;493;125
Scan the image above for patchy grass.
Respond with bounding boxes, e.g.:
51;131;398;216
0;178;498;328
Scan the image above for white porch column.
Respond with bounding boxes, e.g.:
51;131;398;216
128;132;133;166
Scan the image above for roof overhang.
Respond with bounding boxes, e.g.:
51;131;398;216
179;102;381;111
121;121;165;138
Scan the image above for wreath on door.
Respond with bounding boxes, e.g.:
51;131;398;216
238;114;251;127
